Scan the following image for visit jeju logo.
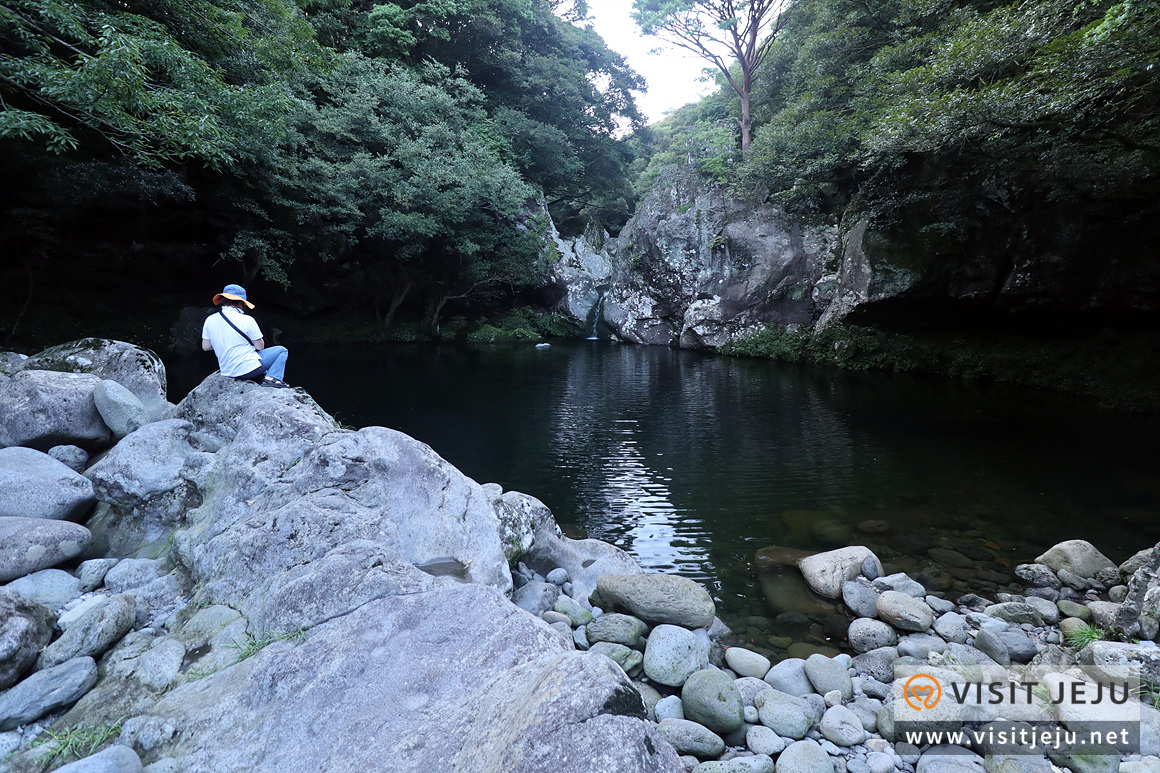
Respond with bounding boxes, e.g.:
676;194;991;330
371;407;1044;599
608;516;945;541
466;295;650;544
904;674;942;710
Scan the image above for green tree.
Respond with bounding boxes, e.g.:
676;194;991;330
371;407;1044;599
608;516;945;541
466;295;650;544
0;0;321;165
632;0;788;152
356;0;645;231
223;54;543;326
737;0;1160;226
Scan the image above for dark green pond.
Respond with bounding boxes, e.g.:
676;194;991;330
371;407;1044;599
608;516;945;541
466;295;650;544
171;341;1160;649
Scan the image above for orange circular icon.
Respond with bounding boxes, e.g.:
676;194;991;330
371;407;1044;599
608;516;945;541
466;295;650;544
904;674;942;710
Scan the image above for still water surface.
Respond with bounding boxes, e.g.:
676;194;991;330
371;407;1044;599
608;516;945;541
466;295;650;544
172;341;1160;634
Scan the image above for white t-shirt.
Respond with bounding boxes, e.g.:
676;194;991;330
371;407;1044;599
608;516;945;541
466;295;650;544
202;307;263;377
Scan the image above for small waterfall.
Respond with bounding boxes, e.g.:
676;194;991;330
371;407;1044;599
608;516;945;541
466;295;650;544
587;293;605;340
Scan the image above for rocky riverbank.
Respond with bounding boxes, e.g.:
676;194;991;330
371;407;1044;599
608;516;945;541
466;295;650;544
1;338;1158;773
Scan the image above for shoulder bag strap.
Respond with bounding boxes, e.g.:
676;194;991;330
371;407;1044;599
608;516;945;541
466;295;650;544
218;309;255;348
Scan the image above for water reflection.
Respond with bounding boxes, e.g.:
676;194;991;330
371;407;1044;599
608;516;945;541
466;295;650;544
550;346;712;577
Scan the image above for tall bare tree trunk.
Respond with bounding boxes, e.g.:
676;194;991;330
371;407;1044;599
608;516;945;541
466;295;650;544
740;88;752;153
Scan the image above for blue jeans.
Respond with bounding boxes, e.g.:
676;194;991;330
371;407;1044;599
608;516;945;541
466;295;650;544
258;346;288;381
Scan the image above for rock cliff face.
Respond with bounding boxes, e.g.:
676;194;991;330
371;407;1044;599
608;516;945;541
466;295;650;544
549;165;1158;349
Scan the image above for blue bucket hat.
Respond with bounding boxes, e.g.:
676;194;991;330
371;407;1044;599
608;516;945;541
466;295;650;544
213;283;255;309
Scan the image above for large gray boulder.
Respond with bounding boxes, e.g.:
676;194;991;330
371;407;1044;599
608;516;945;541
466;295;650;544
0;656;97;730
798;547;882;599
0;447;96;520
1035;540;1116;579
19;339;168;414
175;423;512;604
0;370;111;450
94;379;150;439
85;420;204;557
4;567;83;610
0;517;92;583
487;486;558;563
2;362;690;773
38;594;136;669
116;584;682;773
176;375;510;596
595;574;716;629
0;587;55;689
173;373;332;453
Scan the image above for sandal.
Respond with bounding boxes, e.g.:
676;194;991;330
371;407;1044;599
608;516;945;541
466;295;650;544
262;376;292;389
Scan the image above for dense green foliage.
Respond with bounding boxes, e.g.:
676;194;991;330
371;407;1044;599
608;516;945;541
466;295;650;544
0;0;318;165
638;0;1160;230
224;55;543;324
0;0;642;337
744;0;1160;223
723;323;1160;411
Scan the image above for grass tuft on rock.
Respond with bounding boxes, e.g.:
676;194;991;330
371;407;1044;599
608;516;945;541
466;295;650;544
1064;622;1107;649
229;628;307;664
32;718;125;767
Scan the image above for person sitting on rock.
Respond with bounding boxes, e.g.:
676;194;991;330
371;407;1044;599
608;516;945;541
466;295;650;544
200;284;290;387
